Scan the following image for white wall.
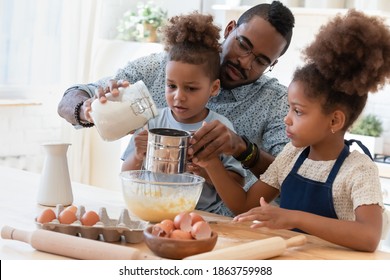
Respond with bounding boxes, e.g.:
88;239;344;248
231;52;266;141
0;89;64;173
1;2;390;188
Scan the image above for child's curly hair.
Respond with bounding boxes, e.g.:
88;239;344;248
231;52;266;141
293;10;390;129
159;12;221;80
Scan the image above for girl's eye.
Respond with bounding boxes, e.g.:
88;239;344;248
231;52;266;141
294;109;302;116
167;84;176;89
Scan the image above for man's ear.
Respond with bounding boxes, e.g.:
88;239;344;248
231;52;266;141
331;110;346;133
267;60;278;73
224;20;237;39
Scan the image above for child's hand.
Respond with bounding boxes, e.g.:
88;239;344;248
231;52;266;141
186;162;212;184
190;154;219;169
233;197;294;230
134;129;149;161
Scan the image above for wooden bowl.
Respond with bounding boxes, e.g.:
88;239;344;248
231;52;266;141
143;226;218;259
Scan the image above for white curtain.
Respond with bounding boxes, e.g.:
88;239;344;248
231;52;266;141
0;0;101;184
59;0;101;184
0;0;63;90
0;0;101;88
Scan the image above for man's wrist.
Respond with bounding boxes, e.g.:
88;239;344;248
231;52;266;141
74;101;94;128
241;143;259;169
234;135;253;162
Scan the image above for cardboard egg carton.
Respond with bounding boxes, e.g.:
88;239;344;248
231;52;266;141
35;204;149;243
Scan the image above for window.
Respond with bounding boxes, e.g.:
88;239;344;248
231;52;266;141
0;0;64;98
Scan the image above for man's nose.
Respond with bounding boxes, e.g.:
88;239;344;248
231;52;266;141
238;53;255;71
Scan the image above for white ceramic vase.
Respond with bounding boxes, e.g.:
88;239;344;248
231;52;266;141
37;143;73;206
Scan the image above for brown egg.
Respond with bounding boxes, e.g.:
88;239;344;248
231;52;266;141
65;205;77;214
80;211;100;226
189;212;205;225
170;229;193;240
37;208;56;224
58;210;77;224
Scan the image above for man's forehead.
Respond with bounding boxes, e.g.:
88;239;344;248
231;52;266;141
237;17;287;58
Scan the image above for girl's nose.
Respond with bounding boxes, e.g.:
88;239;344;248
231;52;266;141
284;114;291;126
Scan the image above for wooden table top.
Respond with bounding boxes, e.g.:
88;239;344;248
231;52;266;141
1;166;389;260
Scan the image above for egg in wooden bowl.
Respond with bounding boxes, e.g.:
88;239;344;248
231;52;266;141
143;212;218;259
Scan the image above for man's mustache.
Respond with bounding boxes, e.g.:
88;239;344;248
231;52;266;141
226;61;247;80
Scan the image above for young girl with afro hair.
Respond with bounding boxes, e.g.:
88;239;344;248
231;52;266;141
121;12;245;216
198;10;390;251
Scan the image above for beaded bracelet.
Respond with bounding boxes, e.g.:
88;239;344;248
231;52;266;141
74;101;94;128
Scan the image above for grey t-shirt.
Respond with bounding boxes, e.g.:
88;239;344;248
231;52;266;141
122;107;246;216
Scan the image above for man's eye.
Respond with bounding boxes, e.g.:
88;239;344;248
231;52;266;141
255;57;269;67
238;39;250;51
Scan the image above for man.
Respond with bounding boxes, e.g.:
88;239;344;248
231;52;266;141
57;1;295;192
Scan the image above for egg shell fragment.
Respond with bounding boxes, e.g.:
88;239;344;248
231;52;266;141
189;212;205;225
173;212;192;232
151;223;172;237
191;221;212;240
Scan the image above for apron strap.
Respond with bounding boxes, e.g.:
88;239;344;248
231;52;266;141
325;144;349;184
290;147;310;173
345;139;373;160
291;139;373;184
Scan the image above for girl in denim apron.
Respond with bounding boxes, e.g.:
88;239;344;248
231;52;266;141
200;10;390;252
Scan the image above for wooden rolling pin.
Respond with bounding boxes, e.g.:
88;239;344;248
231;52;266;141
185;235;307;260
1;225;160;260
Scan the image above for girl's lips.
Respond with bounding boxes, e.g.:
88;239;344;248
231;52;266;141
286;130;293;139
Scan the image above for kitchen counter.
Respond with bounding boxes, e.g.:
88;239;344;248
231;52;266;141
1;165;390;260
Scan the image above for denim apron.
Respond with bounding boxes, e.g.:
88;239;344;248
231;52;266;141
279;140;372;229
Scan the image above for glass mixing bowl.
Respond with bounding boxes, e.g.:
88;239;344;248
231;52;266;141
120;170;204;222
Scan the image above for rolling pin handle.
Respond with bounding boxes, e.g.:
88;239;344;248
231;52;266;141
286;235;307;248
1;225;15;240
1;225;32;244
